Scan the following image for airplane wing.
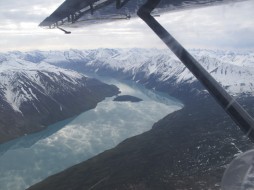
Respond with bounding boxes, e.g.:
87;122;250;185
39;0;242;29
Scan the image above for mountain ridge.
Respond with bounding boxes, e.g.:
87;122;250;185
3;48;252;96
0;56;119;143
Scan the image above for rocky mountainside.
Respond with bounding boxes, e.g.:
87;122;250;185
0;52;119;143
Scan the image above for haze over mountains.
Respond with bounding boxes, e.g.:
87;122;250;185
0;48;254;189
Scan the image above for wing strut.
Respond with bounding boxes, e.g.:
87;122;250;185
137;0;254;141
57;26;71;34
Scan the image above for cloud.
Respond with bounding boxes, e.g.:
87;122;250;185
157;1;254;49
0;0;253;51
0;0;62;21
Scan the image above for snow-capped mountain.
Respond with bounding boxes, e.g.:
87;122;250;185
0;53;119;143
7;48;253;96
0;57;83;113
85;48;254;96
1;48;253;143
1;49;253;190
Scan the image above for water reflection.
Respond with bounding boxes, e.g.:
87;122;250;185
0;78;182;190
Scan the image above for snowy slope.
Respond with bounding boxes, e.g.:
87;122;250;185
0;52;119;143
92;48;254;96
1;48;254;103
29;48;253;96
2;49;253;97
0;53;84;113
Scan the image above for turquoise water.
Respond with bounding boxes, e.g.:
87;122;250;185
0;78;183;190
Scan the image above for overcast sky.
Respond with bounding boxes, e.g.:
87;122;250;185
0;0;253;52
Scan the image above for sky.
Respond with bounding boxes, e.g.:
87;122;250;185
0;0;253;52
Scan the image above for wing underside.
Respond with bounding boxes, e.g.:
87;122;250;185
39;0;241;29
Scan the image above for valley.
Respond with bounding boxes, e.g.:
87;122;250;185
0;48;253;190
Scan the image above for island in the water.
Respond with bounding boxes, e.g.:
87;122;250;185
113;95;143;102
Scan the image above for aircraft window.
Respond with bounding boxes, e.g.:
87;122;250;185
0;1;253;190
